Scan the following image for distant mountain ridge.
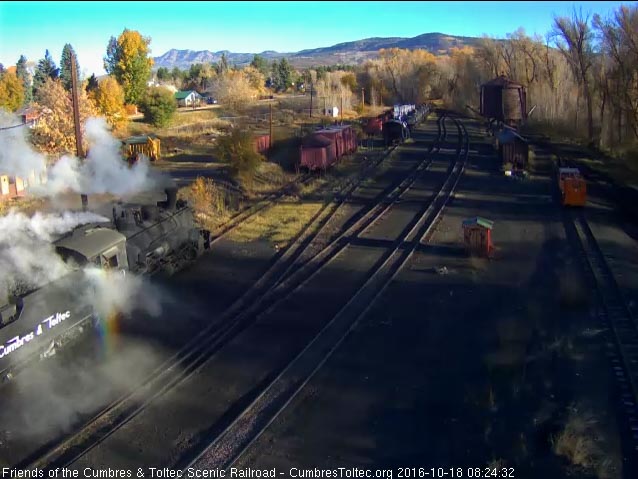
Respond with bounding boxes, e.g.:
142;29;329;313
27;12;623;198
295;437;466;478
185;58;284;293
152;32;483;70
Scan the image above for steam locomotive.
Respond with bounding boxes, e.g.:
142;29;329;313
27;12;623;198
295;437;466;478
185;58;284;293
0;188;210;382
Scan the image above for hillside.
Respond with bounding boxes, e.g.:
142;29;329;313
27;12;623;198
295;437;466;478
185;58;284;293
152;32;483;70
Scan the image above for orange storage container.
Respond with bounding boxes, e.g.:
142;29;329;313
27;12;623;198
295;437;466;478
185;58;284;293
558;168;587;207
462;217;494;258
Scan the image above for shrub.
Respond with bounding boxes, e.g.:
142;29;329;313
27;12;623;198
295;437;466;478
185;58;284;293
138;86;177;127
178;176;228;224
214;127;264;189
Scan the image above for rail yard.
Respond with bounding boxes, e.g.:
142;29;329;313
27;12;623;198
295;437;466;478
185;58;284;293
1;53;638;479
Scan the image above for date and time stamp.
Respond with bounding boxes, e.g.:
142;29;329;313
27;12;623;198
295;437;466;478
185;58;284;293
1;467;515;479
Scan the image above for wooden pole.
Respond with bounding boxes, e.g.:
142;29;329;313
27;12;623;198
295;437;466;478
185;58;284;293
269;101;273;150
310;84;313;118
341;96;343;124
361;88;365;112
70;54;88;211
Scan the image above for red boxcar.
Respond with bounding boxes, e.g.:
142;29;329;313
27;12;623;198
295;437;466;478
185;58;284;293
253;134;270;155
314;125;357;159
299;134;337;171
314;129;344;160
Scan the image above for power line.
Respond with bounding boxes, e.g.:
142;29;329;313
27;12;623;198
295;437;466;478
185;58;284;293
0;122;29;131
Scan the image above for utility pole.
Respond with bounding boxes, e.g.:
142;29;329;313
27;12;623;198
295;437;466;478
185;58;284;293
70;54;88;211
309;83;313;118
361;88;365;112
269;101;273;150
340;96;343;124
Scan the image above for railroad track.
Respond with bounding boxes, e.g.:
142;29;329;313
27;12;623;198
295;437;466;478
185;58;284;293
15;113;440;470
564;209;638;462
184;114;469;470
547;146;638;465
209;131;403;246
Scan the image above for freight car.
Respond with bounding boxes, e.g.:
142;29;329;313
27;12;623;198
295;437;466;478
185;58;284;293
298;125;357;172
299;134;337;172
0;187;211;383
253;133;270;156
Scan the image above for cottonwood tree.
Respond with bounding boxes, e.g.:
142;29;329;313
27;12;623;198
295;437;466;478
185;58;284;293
0;71;25;112
104;29;154;105
91;76;128;132
209;69;259;107
30;77;98;155
594;5;638;142
552;10;596;142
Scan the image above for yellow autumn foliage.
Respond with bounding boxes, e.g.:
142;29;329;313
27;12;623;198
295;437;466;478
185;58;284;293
0;71;24;112
91;76;128;132
30;77;99;155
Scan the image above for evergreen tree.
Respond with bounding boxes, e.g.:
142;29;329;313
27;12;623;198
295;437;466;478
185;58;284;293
156;67;170;82
33;49;59;97
215;53;229;75
171;67;182;83
16;55;32;105
59;43;80;91
86;73;99;93
272;58;292;92
250;54;269;76
0;63;5;75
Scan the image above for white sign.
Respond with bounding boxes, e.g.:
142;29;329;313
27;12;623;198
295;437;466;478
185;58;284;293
0;310;71;359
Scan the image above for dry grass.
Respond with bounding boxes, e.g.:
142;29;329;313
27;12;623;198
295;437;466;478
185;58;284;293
250;162;294;196
0;196;47;216
551;404;616;478
226;198;323;249
178;177;233;231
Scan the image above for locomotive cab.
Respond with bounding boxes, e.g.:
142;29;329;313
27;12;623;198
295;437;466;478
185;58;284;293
54;226;129;272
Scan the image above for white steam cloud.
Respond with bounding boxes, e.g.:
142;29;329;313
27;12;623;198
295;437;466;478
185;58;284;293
0;112;169;198
43;118;164;196
0;210;109;303
0;110;48;178
82;267;163;320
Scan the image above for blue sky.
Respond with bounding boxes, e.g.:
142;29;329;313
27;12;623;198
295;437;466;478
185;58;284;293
0;1;631;77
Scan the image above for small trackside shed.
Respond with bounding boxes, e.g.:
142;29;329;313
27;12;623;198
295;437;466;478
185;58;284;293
496;128;529;170
462;217;494;258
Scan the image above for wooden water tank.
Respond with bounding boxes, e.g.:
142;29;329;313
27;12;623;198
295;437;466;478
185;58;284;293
480;75;527;123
